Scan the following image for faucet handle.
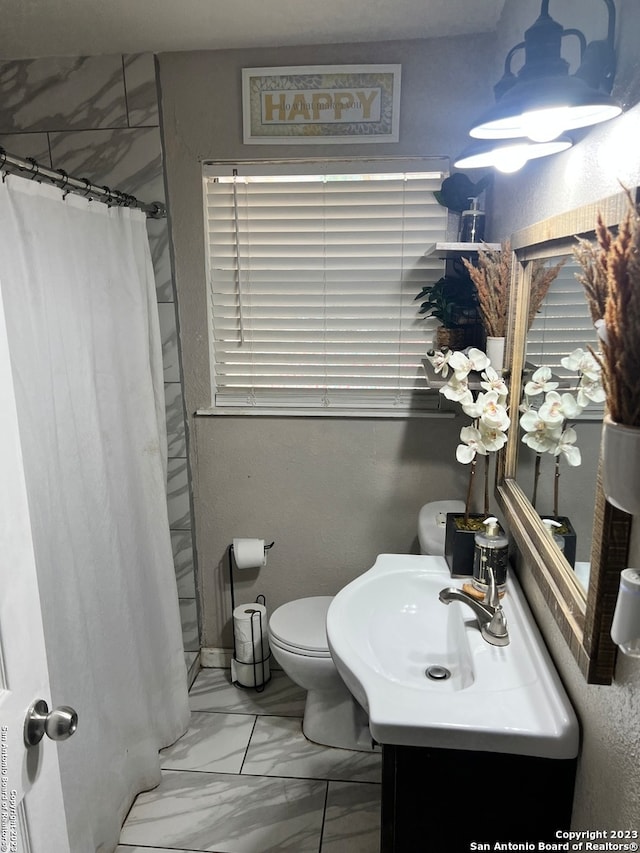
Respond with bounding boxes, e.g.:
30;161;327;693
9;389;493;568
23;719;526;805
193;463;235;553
488;605;509;640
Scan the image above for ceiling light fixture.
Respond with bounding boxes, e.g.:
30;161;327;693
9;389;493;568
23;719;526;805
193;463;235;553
470;0;622;143
454;136;573;173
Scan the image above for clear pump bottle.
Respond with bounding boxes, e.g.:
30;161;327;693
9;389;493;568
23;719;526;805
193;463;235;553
459;197;486;243
472;517;509;595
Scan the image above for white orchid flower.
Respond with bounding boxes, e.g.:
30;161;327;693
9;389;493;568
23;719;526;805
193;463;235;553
466;347;491;373
480;366;509;403
561;348;601;382
456;425;488;463
448;347;490;380
478;421;508;453
520;409;562;453
524;366;559;397
538;390;584;425
440;375;473;405
576;375;606;407
425;348;452;378
462;390;511;432
447;351;472;379
553;427;582;467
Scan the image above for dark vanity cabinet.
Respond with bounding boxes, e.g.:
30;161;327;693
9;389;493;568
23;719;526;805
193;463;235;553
381;743;577;852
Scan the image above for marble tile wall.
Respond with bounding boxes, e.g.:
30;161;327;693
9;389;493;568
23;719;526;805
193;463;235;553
0;53;199;657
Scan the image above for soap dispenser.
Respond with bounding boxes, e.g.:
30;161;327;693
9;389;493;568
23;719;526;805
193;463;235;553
471;517;508;595
459;196;486;243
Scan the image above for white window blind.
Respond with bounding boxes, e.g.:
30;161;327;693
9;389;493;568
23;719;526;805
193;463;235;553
203;160;448;413
526;259;602;415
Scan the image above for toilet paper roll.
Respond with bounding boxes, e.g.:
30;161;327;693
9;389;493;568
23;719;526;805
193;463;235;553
233;538;267;569
231;657;271;688
233;603;269;664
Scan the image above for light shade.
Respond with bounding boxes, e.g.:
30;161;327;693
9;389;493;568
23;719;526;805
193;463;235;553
468;0;622;145
470;75;622;141
454;136;573;174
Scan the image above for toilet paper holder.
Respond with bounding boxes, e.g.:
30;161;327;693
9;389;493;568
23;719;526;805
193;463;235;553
228;541;274;692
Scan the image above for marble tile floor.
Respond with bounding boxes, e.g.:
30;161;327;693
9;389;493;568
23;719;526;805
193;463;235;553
116;669;382;853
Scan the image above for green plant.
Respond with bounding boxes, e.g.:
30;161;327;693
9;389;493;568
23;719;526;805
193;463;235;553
415;275;478;329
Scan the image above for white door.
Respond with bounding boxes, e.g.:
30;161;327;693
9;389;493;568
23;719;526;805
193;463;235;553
0;285;72;853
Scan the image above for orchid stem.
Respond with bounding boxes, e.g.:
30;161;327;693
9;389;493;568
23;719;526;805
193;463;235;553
532;454;541;509
554;458;560;518
465;458;476;523
484;454;490;516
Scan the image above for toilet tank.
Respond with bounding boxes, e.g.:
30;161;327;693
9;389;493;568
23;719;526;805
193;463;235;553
418;500;466;555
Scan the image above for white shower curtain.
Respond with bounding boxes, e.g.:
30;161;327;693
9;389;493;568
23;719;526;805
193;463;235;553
0;176;190;852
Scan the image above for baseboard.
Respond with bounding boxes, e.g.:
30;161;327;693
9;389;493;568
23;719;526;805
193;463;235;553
200;647;233;668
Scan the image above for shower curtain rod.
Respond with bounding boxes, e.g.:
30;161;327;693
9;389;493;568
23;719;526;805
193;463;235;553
0;147;166;219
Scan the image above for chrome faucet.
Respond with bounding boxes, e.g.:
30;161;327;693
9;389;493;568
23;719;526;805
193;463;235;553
439;566;509;646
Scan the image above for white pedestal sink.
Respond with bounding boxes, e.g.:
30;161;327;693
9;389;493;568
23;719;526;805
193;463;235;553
326;554;578;759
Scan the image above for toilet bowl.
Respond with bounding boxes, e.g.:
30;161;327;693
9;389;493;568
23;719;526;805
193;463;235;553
268;596;373;751
269;500;464;752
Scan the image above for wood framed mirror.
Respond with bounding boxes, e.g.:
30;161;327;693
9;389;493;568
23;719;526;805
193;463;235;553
497;190;634;685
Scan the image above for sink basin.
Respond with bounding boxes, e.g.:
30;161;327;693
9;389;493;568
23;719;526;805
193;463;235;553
326;554;579;758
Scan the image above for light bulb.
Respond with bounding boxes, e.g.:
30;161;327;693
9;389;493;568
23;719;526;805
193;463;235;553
495;144;529;173
522;107;571;142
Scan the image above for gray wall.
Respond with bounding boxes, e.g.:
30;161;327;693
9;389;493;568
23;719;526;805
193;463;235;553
488;0;640;831
0;54;199;663
157;35;497;650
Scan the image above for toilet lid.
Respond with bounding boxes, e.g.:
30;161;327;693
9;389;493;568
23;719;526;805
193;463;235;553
269;596;333;654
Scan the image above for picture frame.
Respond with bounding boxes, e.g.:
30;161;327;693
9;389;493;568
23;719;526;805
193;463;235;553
242;64;401;144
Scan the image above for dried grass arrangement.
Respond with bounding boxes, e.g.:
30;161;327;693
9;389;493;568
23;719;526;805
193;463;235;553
462;243;510;337
574;191;640;428
462;240;565;337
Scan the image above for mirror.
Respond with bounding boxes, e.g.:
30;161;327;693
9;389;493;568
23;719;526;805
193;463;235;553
497;190;634;685
516;256;603;594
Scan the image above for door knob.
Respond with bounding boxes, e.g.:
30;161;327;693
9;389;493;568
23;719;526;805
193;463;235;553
24;699;78;747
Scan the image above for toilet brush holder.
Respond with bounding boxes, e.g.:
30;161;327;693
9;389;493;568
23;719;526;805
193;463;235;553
228;542;273;691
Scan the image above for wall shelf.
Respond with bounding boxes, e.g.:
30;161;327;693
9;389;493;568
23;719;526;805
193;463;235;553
424;241;501;259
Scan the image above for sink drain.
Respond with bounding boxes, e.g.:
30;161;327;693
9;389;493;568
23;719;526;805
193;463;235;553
425;665;451;681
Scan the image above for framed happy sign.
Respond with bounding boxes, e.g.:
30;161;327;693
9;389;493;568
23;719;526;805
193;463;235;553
242;65;401;144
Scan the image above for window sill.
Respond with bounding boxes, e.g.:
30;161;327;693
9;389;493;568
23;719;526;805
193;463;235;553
195;406;456;419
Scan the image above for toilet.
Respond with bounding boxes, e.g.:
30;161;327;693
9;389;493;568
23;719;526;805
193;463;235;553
268;500;465;751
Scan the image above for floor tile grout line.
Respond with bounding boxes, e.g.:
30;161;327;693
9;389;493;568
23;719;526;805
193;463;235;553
160;766;382;786
317;781;330;853
117;845;210;852
238;714;259;775
118;845;220;852
187;708;304;718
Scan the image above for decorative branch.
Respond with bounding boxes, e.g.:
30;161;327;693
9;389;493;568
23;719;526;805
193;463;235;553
462;242;511;337
574;190;640;427
527;256;567;330
463;240;565;338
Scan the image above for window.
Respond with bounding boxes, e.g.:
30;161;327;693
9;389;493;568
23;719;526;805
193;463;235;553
203;159;448;415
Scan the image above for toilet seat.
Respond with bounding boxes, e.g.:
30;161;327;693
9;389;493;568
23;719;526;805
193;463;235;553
269;596;333;658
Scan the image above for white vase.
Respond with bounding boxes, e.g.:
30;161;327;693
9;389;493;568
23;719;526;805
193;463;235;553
485;336;506;372
602;414;640;515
